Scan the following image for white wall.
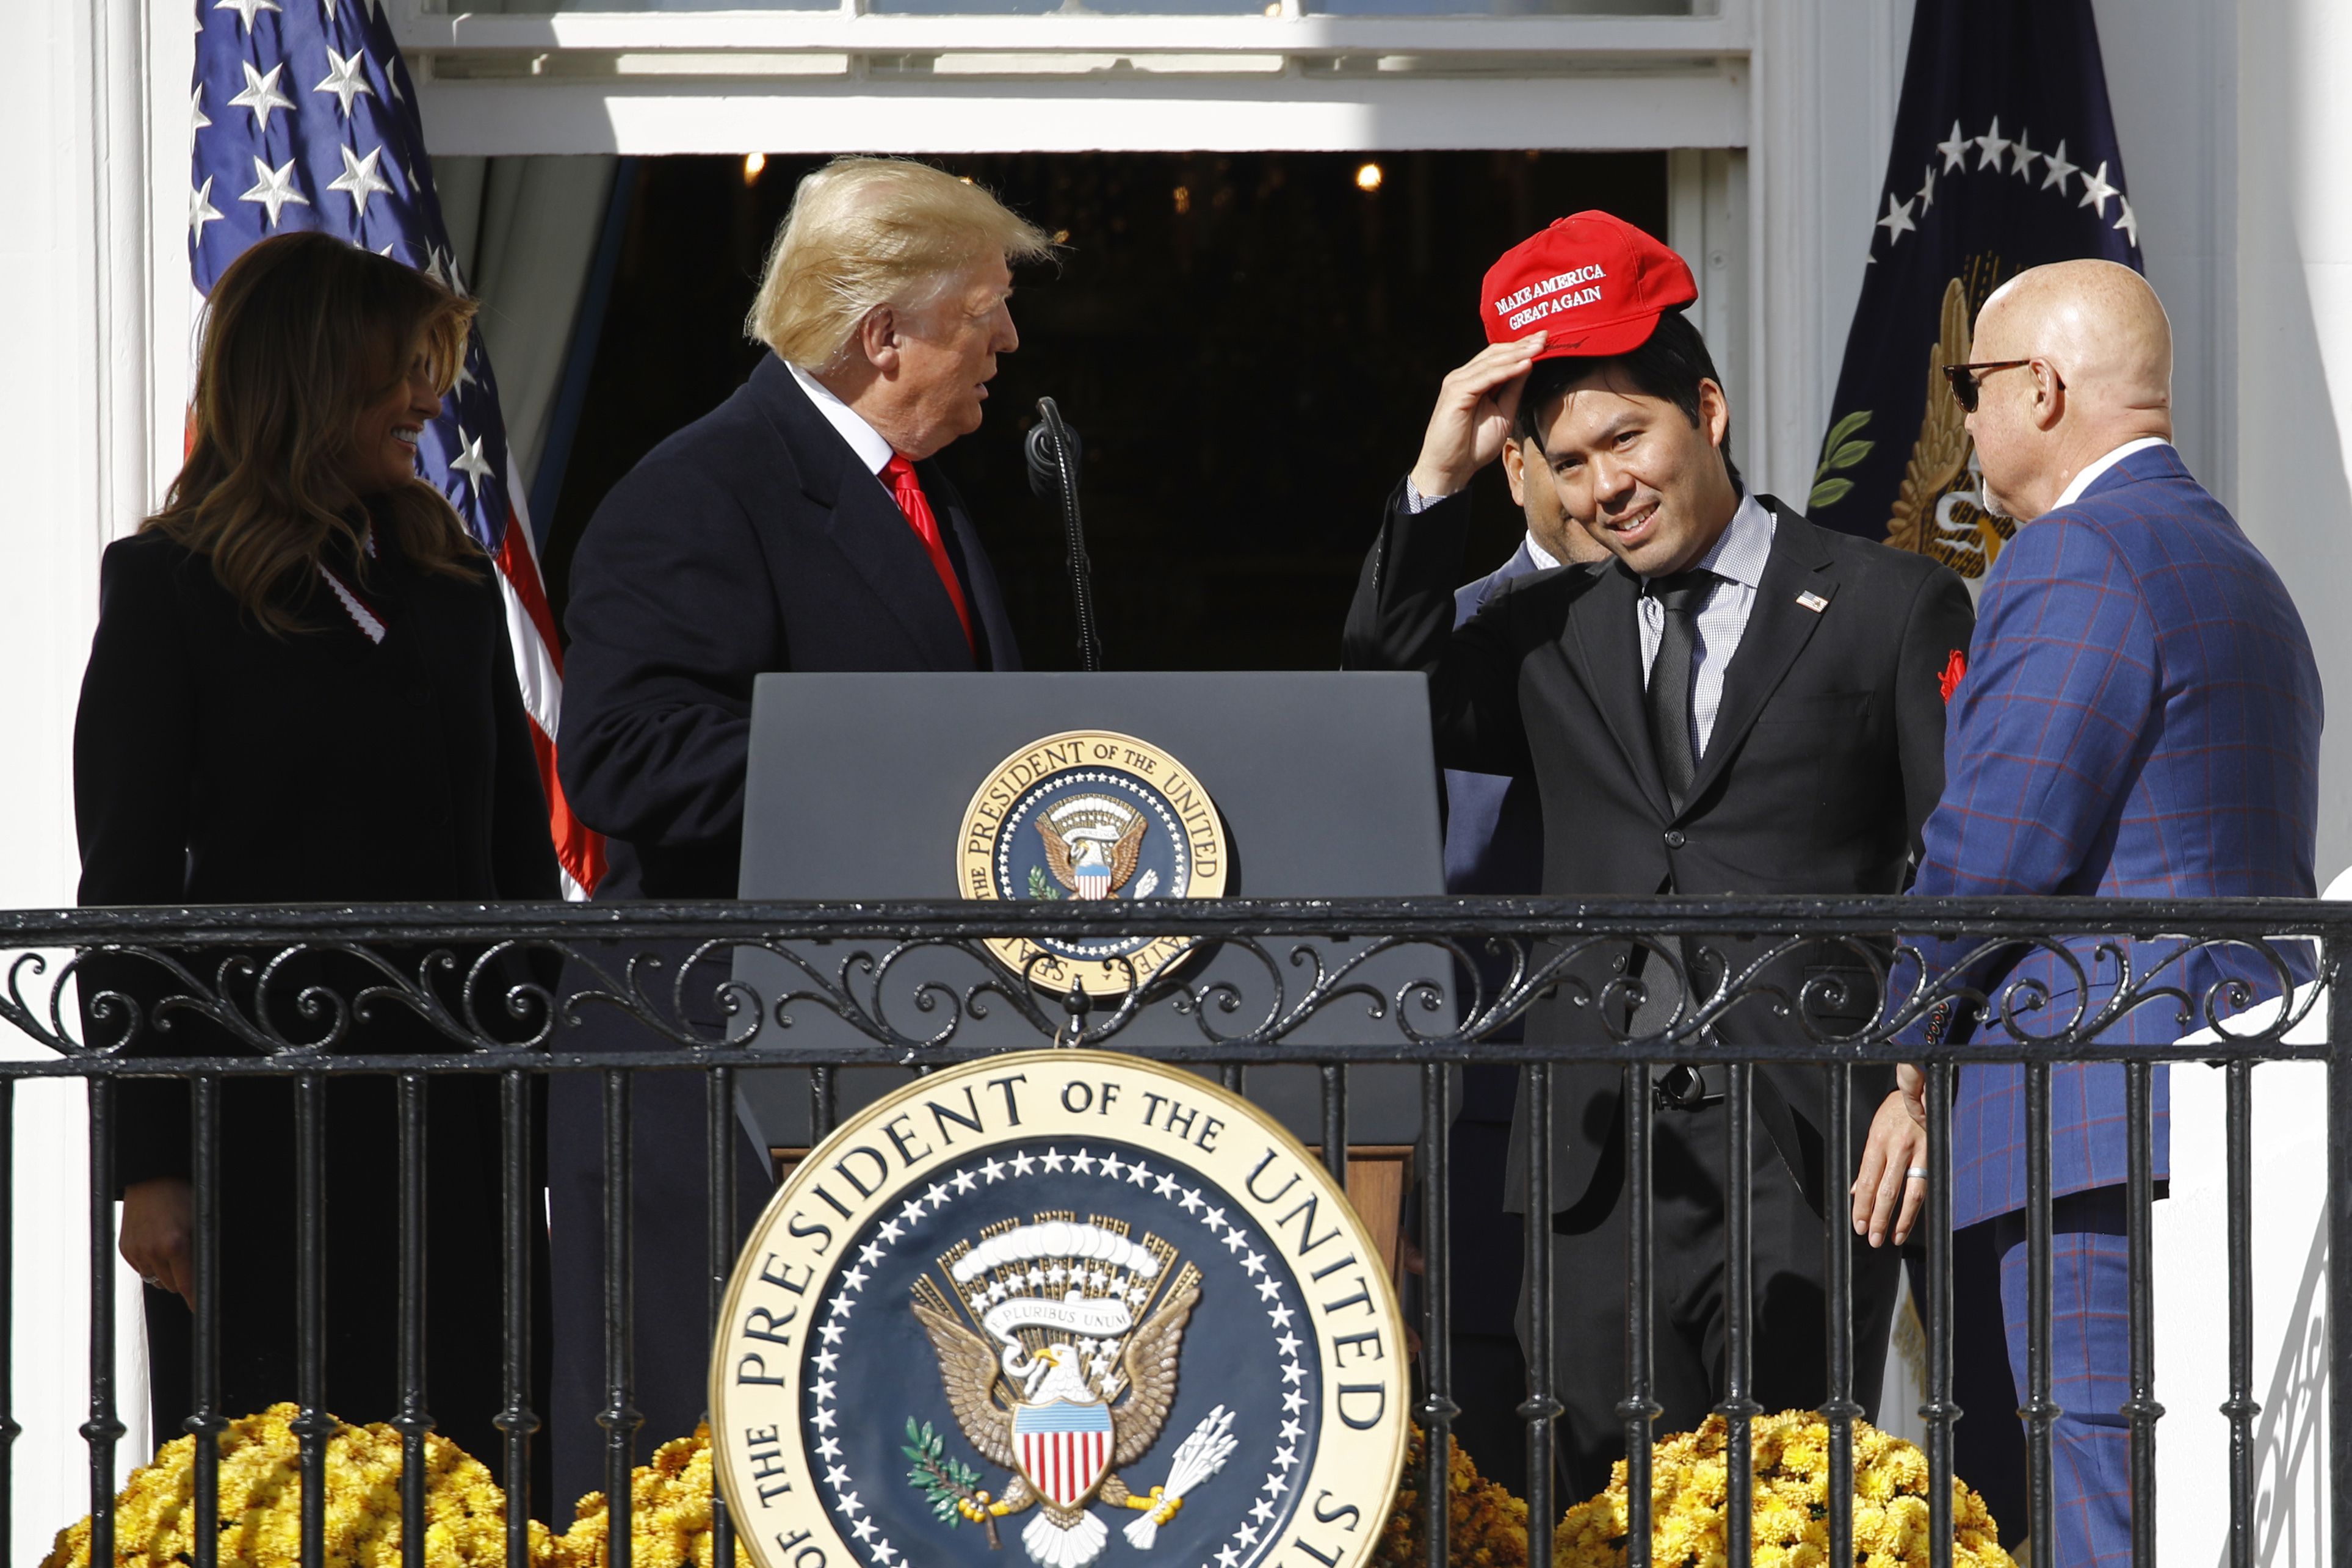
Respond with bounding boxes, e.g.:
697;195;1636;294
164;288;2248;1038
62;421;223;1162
0;0;180;1558
2234;0;2352;883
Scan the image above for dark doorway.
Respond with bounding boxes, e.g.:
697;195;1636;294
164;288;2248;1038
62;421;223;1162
545;150;1669;670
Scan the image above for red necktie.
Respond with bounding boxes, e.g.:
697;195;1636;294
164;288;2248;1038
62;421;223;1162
883;453;974;654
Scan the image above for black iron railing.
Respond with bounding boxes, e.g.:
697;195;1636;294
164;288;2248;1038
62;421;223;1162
0;894;2340;1568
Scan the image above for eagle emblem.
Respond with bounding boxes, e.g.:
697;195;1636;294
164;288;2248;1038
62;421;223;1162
908;1217;1237;1568
1885;275;2017;577
1035;797;1155;901
957;731;1228;992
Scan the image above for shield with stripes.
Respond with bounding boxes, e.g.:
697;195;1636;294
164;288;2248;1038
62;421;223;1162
1012;1398;1116;1508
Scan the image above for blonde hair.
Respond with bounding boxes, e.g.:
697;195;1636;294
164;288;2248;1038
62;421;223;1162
148;231;482;635
747;157;1054;369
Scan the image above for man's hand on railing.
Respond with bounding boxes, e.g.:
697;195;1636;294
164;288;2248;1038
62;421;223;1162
1851;1064;1929;1248
120;1176;195;1307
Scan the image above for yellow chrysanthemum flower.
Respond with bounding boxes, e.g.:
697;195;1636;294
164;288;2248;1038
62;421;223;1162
546;1428;751;1568
1551;1411;2016;1568
41;1403;543;1568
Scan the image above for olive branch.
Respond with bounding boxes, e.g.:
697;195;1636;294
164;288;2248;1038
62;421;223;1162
903;1418;1002;1548
1808;409;1875;510
1027;867;1062;901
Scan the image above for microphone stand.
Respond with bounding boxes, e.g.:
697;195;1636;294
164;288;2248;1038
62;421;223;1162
1028;396;1104;673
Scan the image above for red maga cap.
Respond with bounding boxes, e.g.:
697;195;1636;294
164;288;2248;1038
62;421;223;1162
1480;211;1697;358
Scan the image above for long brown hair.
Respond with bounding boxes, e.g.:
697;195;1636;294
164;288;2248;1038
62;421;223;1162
148;231;483;633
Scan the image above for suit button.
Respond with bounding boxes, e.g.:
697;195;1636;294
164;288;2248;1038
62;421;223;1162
1663;829;1687;849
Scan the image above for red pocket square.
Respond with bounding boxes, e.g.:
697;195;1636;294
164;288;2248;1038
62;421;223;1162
1939;649;1967;704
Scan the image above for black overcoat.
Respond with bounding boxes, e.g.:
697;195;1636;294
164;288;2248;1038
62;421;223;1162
74;526;559;1478
549;353;1022;1507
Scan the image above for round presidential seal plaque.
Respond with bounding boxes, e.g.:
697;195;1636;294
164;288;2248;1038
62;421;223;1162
956;731;1229;995
712;1051;1406;1568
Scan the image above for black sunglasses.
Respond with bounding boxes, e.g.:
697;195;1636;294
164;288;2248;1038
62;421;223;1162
1942;359;2061;413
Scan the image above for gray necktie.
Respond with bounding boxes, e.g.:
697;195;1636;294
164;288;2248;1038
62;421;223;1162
1645;569;1720;814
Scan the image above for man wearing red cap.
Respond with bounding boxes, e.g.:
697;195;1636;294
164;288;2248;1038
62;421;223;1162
1344;212;1975;1498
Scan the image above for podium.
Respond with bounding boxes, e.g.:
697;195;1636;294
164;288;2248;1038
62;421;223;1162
729;670;1455;1266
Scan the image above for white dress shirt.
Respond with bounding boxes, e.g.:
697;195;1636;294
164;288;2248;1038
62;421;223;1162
2052;436;2170;510
1636;491;1776;758
787;361;896;476
1524;532;1562;570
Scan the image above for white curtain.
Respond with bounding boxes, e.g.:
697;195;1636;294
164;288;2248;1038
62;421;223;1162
436;153;620;521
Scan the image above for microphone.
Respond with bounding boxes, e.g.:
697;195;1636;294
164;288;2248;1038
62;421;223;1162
1025;411;1083;500
1026;398;1105;673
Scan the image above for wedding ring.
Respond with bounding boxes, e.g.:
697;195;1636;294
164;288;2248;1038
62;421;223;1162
1904;1167;1929;1182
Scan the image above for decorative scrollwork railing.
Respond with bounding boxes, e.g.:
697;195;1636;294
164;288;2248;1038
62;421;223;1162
0;894;2337;1070
3;894;2350;1568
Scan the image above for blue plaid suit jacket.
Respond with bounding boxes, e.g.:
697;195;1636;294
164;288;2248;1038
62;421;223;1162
1909;443;2322;1229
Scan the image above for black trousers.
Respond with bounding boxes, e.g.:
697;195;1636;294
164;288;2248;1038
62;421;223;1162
1519;1089;1903;1505
1445;1063;1531;1488
546;947;773;1518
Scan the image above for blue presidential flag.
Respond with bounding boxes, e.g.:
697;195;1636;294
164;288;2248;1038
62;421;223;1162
1808;0;2142;582
191;0;604;894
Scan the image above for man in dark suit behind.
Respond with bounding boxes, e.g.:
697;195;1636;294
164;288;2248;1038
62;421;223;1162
1344;212;1975;1498
551;157;1051;1505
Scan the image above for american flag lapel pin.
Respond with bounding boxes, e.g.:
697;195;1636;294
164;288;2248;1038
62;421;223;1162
1795;591;1829;613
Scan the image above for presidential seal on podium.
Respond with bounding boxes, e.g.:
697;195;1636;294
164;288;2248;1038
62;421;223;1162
956;731;1229;995
711;1052;1406;1568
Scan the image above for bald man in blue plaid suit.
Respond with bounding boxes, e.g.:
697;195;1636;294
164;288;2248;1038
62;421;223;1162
1856;262;2323;1567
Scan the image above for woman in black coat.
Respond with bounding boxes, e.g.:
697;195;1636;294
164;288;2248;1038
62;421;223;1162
74;231;559;1479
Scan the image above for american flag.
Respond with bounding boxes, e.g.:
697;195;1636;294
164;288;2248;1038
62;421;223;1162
190;0;605;897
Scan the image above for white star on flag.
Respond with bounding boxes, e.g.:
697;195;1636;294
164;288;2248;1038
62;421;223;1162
1936;120;1970;173
213;0;282;31
1914;165;1936;214
315;48;376;117
2078;160;2119;218
328;144;394;219
1974;117;2011;172
449;428;495;491
1875;191;1917;244
238;155;311;227
228;60;297;133
2114;195;2140;247
2008;129;2041;181
190;176;224;243
192;85;211;133
2041;139;2079;196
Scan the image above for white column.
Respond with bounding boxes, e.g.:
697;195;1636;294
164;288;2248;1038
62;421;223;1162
1746;0;1912;502
2236;0;2352;884
0;0;178;1554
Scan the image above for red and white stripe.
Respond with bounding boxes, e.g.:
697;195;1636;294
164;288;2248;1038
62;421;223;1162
499;468;605;899
1018;1426;1112;1509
